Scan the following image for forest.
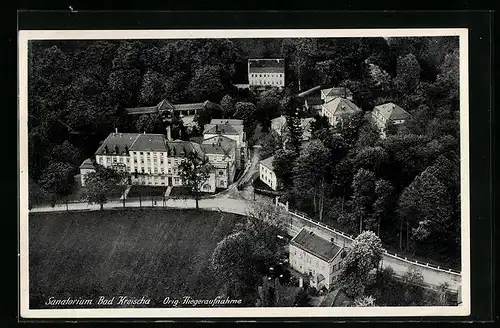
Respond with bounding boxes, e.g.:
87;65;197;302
27;36;460;268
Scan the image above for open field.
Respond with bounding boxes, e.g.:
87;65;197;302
29;208;245;308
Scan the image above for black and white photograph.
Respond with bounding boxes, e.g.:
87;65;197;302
19;28;470;318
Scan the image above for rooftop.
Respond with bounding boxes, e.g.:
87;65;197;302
201;135;237;156
321;87;353;99
297;85;322;98
260;155;275;171
130;134;167;152
79;158;95;169
322;97;361;116
248;58;285;73
95;133;140;156
291;228;343;262
203;123;239;135
373;102;411;121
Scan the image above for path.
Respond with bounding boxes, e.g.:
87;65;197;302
29;194;461;292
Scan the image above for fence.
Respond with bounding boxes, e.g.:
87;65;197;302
276;198;462;291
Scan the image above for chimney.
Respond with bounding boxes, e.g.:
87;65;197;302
115;127;118;133
166;125;172;140
143;131;146;135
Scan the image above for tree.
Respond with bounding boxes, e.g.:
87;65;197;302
372;179;395;237
337;231;384;298
282;96;304;154
353;295;376;307
188;65;224;102
38;161;76;204
394;53;421;95
139;70;166;105
220;94;236;118
234;102;258;138
107;68;142;105
84;164;124;210
398;167;453;254
333;111;366;147
259;130;283;159
309;115;330;136
49;140;83;167
353;146;389;177
256;88;282;125
272;149;297;190
401;266;425;305
178;150;213;210
351;169;376;233
356;121;381;148
135;113;164;134
281;38;318;91
210;231;259;302
292;140;331;220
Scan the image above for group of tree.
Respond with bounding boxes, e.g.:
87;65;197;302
209;203;288;305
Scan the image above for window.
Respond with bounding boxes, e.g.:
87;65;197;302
167;158;171;164
141;159;144;164
140;152;143;155
113;157;117;163
141;168;145;173
126;158;129;163
174;177;180;184
168;168;172;174
147;152;150;155
219;170;224;176
119;157;123;163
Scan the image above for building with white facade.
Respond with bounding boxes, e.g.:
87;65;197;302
289;228;347;291
89;130;242;193
204;119;247;168
321;97;362;126
79;158;96;186
259;155;278;191
371;102;411;138
248;59;285;88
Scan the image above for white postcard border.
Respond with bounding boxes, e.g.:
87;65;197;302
18;28;470;319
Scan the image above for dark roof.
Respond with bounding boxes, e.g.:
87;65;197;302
297;85;322;98
173;102;207;111
166;140;203;157
189;136;205;144
260;155;275;171
129;134;167;152
322;97;361;116
203;123;239;135
321;87;353;99
290;228;342;262
248;58;285;73
125;106;158;115
210;119;244;126
79;158;95;169
95;133;140;155
201;135;236;156
305;96;323;107
373;102;411;121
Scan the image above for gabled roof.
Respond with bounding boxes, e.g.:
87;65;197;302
373;102;411;121
321;87;353;99
157;99;175;111
203;123;239;135
322;97;361;116
248;58;285;73
129;134;167;152
79;158;95;169
201;135;236;156
260;155;275;171
173;102;206;111
210;119;244;126
95;133;140;155
166;140;204;157
290;228;343;262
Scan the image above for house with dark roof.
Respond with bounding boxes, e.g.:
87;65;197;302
289;228;348;290
204;119;247;169
259;155;277;191
371;102;411;138
248;58;285;88
321;97;362;126
320;86;353;103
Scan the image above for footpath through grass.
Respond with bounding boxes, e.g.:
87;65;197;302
29;208;245;308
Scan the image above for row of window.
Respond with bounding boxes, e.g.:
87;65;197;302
250;73;283;78
250;80;284;85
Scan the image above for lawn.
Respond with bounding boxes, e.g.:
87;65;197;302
29;208;245;308
127;185;167;198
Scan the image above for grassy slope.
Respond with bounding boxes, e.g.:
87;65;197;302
29;208;244;308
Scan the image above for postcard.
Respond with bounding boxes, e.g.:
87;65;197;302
19;28;470;319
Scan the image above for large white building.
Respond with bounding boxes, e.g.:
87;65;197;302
371;102;411;138
321;96;362;126
248;59;285;88
289;228;347;291
84;127;240;193
259;155;278;191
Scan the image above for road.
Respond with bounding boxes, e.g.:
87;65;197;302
28;146;461;293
